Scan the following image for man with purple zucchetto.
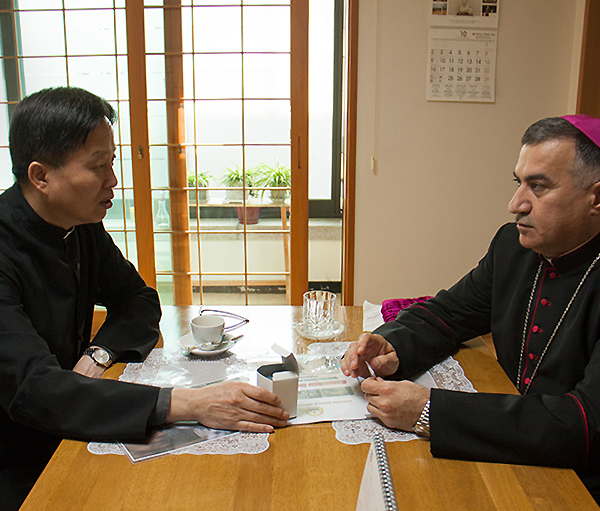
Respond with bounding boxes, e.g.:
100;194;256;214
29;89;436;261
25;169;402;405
342;115;600;503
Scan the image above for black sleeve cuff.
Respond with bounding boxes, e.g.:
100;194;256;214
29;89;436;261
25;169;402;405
147;387;173;427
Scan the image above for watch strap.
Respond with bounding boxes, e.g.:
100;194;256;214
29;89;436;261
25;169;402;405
84;345;113;368
413;399;431;438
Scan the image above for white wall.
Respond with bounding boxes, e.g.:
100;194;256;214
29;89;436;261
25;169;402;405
353;0;586;304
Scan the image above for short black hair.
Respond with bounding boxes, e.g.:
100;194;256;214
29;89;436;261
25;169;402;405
9;87;117;183
522;117;600;187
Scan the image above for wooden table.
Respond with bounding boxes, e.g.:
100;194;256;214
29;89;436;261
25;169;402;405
21;306;598;510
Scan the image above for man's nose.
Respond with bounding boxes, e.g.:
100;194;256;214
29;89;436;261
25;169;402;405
105;165;118;188
508;186;530;215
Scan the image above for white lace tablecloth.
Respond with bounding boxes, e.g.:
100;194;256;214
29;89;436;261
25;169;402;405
332;301;476;445
89;302;476;455
88;349;270;457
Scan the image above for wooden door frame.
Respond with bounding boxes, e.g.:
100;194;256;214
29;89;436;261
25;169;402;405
341;0;358;306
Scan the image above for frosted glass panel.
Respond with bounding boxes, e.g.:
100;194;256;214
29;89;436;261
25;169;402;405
244;54;290;99
242;6;289;53
146;55;166;100
65;10;116;55
195;100;242;144
19;11;65;57
0;148;14;189
68;56;118;100
22;57;68;94
194;54;242;99
148;100;168;145
145;7;165;54
244;100;290;144
192;7;241;53
18;0;63;8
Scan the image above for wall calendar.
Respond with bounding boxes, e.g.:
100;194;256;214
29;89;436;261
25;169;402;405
427;0;499;103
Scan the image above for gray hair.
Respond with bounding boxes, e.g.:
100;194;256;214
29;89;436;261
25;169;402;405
521;117;600;188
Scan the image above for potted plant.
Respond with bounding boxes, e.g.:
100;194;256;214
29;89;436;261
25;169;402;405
222;163;261;224
188;170;213;203
256;161;291;202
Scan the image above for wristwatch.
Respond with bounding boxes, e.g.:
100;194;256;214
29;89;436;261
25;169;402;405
84;345;113;368
412;400;431;438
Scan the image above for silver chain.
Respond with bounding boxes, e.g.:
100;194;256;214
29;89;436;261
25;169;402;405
516;252;600;394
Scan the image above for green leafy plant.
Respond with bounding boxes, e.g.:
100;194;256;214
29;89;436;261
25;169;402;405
187;170;213;188
187;170;213;205
222;162;260;197
256;161;291;201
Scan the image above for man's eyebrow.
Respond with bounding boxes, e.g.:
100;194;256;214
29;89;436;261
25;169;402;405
89;149;115;159
513;171;553;184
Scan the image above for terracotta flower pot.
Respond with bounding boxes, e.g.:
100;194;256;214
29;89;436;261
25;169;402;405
235;206;261;225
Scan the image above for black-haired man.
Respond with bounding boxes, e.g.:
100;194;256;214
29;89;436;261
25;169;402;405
1;87;288;510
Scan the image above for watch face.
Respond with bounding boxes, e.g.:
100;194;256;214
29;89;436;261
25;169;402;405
92;349;111;366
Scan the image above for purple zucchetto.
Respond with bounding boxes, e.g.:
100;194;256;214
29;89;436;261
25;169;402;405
562;114;600;148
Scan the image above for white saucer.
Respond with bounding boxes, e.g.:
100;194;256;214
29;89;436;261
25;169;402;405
179;333;236;357
296;321;344;340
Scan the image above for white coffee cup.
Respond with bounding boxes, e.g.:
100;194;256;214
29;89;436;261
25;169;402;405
190;315;225;349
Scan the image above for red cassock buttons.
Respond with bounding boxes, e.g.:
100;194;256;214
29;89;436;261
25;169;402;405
529;353;536;360
541;298;548;305
532;325;539;333
524;377;530;384
550;272;558;279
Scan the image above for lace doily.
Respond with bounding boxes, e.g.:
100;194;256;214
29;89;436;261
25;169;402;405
88;348;269;458
333;355;476;445
88;431;269;458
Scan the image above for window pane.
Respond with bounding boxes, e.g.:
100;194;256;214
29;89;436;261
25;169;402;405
116;101;131;145
192;6;241;53
195;100;242;144
18;0;63;8
0;103;8;144
64;0;119;7
148;100;168;145
242;6;289;53
115;8;127;55
19;11;65;57
146;55;166;100
67;56;118;99
144;7;165;54
193;145;242;201
22;57;68;94
104;187;125;230
154;231;173;272
118;144;134;188
126;230;138;267
198;232;245;274
0;148;13;189
243;54;289;99
245;145;290;171
309;0;335;200
65;10;116;55
194;54;242;99
149;145;169;188
117;55;129;101
244;99;290;144
247;232;287;274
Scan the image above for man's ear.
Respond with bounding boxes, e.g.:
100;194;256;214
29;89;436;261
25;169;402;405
27;161;50;193
591;181;600;213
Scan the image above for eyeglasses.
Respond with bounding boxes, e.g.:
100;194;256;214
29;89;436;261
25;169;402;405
198;308;249;332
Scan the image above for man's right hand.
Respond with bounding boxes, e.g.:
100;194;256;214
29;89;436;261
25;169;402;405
340;333;399;379
167;381;290;433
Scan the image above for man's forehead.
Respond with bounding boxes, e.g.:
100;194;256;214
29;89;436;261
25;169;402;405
514;140;576;180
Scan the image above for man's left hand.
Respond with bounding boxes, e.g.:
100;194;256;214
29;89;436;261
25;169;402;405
361;378;430;431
